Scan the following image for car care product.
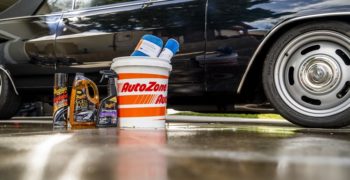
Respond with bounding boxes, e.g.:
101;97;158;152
69;73;99;128
131;34;163;58
158;38;180;62
111;56;172;129
97;70;118;127
53;73;69;128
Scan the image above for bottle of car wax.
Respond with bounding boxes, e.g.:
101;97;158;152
158;38;180;62
53;73;68;128
131;34;163;57
69;73;99;128
97;70;118;127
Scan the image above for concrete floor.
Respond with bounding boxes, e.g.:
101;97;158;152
0;117;350;180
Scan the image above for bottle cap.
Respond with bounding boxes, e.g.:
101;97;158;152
164;38;179;54
142;34;163;48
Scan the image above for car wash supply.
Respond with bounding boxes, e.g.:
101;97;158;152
69;73;99;128
53;73;69;128
97;70;118;127
158;38;180;62
131;34;163;58
111;56;172;129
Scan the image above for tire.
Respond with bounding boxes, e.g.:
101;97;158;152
0;71;21;119
263;21;350;128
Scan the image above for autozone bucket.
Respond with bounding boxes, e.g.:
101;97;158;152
111;57;172;129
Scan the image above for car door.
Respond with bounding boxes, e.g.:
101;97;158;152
55;0;150;84
136;0;207;98
0;0;71;88
55;0;206;97
205;0;265;99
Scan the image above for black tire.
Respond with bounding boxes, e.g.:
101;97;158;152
0;71;21;119
263;21;350;128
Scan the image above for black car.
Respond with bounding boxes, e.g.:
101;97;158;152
1;0;350;128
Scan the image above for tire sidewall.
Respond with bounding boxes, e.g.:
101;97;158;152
263;21;350;128
0;71;21;119
0;71;8;110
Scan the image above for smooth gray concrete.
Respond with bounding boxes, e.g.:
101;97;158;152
0;118;349;180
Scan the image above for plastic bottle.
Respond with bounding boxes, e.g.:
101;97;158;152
97;70;118;127
131;34;163;57
158;38;180;62
69;73;99;128
53;73;68;128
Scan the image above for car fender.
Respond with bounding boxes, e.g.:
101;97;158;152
0;65;19;95
237;12;350;94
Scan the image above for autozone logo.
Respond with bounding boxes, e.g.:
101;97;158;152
120;82;167;92
155;94;167;104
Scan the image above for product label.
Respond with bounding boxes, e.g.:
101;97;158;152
100;110;117;117
53;106;68;127
75;111;95;122
98;99;117;125
158;48;174;61
99;110;117;124
74;89;96;122
135;39;162;58
117;78;169;106
120;81;167;92
155;94;167;104
53;87;68;114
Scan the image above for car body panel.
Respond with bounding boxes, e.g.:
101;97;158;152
237;11;350;94
55;0;206;96
206;0;350;97
55;1;147;86
235;0;350;95
0;0;350;108
0;14;61;88
0;0;44;19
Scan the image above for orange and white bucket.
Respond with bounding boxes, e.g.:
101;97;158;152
111;57;172;129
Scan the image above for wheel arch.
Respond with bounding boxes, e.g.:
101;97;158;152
237;12;350;97
0;65;19;95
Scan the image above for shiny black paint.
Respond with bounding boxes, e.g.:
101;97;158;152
206;0;264;94
55;2;147;85
0;15;61;86
143;0;206;96
1;0;350;109
55;0;206;96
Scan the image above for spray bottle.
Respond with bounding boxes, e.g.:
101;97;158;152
69;73;99;128
53;73;68;128
158;38;180;62
131;34;163;57
97;70;118;127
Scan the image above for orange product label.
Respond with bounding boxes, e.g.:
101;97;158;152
54;94;68;104
119;94;167;105
135;39;143;50
118;107;166;118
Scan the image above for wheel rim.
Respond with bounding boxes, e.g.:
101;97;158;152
274;31;350;117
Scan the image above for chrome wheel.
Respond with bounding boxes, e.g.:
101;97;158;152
274;30;350;117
